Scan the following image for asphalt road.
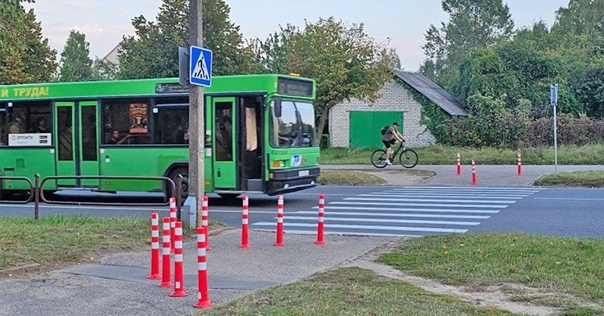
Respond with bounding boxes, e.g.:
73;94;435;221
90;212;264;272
2;182;604;238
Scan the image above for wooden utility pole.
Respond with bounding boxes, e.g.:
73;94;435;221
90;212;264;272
188;0;204;226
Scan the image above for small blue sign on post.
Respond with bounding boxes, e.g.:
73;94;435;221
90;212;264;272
550;84;558;105
189;46;213;87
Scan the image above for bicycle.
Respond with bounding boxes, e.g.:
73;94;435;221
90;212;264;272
370;141;418;168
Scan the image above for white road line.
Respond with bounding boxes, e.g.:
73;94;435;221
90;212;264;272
366;193;529;199
534;197;604;201
294;211;490;219
391;186;545;192
252;222;468;233
251;228;422;237
345;197;516;204
330;201;508;208
281;216;480;226
312;206;500;213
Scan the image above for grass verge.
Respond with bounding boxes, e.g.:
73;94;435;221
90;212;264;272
318;170;387;185
0;215;149;275
534;170;604;187
377;233;604;314
320;144;604;165
196;267;519;316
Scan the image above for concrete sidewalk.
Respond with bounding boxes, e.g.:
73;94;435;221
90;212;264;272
0;229;398;316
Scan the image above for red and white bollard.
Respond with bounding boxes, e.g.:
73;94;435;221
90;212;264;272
239;195;251;248
201;195;211;250
170;221;188;297
315;194;325;245
158;217;173;288
274;195;285;247
517;151;522;176
456;153;461;176
146;213;161;279
193;227;213;308
169;197;177;251
471;159;477;185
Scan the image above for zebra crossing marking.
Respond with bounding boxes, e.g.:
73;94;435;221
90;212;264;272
251;187;543;237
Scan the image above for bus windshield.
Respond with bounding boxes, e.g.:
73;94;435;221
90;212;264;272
270;100;316;148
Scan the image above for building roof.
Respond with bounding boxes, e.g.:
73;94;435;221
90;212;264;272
394;70;467;116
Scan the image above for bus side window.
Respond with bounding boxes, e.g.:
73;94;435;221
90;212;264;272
153;107;188;145
102;99;150;145
5;101;52;145
0;110;6;146
215;104;233;161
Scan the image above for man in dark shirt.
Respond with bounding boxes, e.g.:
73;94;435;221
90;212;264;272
381;122;404;165
108;130;130;144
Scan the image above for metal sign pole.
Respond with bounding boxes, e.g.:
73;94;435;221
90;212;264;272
551;84;558;175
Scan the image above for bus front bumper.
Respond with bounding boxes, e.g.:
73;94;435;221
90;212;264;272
267;166;320;195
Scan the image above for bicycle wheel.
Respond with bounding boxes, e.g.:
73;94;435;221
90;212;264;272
399;149;418;168
370;149;388;168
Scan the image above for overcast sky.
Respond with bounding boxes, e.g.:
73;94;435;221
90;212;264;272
24;0;570;71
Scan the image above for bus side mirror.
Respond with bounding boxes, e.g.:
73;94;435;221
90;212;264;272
274;99;282;118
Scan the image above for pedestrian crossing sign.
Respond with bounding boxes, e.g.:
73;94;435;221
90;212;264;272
189;45;213;87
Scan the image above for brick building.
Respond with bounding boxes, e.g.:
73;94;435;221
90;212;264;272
328;70;467;148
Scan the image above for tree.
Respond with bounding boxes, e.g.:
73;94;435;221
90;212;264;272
58;30;94;82
454;48;518;104
118;0;259;79
421;0;514;91
0;1;57;84
572;67;604;118
91;58;119;81
254;17;399;142
553;0;604;38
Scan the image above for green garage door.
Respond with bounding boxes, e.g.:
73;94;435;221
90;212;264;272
349;111;403;148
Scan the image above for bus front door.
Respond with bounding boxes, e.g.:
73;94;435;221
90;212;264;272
212;97;237;189
54;101;99;188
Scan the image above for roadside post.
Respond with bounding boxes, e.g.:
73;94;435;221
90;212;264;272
550;84;558;175
180;0;213;228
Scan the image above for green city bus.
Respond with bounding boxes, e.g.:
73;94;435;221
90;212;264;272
0;74;320;199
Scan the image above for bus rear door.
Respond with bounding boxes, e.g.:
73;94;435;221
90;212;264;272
54;101;100;188
212;97;237;189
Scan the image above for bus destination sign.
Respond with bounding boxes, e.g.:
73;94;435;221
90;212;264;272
277;78;313;98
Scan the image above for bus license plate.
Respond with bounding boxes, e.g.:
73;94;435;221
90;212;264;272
298;170;309;177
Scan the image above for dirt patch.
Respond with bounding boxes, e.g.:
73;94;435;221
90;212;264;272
342;241;563;316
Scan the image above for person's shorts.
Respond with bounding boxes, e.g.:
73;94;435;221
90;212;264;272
382;139;396;148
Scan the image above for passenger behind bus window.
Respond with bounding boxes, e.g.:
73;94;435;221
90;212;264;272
30;117;50;133
176;127;189;144
108;130;130;144
8;117;25;134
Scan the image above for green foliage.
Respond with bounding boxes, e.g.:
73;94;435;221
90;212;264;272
253;17;399;141
117;0;258;79
552;0;604;40
455;48;518;104
58;31;93;82
0;2;57;84
421;0;515;90
571;67;604;118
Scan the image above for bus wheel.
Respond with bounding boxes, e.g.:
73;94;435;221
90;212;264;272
168;167;188;200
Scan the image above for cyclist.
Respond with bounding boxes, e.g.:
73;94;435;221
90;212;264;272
381;122;405;165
